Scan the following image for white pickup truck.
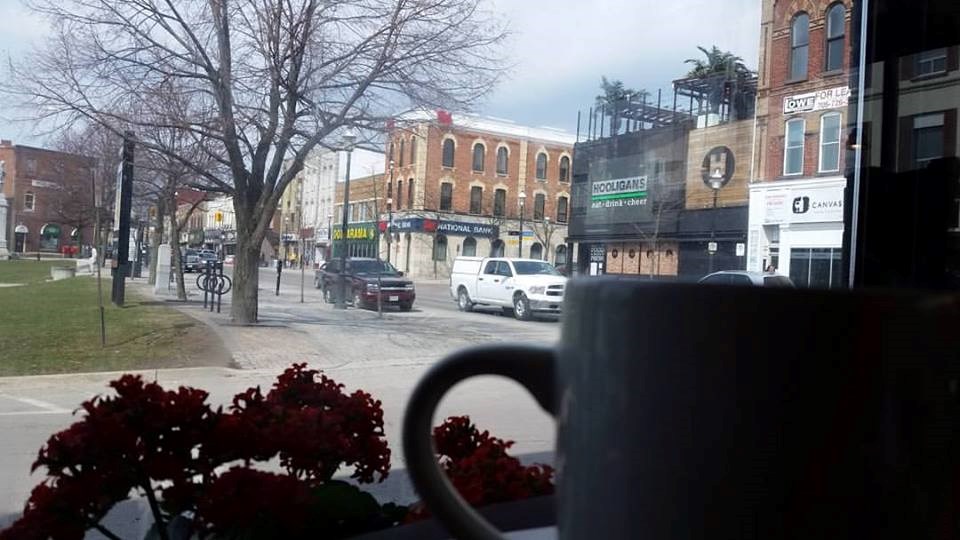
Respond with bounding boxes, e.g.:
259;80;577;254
449;257;567;320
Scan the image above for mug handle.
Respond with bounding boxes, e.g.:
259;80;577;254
402;344;556;540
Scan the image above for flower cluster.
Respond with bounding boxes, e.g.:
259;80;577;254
0;365;392;540
406;416;555;521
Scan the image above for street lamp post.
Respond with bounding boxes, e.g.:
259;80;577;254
335;131;357;310
0;160;9;260
707;169;723;273
518;191;526;258
386;160;394;264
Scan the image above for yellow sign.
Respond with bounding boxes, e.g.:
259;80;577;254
332;224;376;241
214;211;223;223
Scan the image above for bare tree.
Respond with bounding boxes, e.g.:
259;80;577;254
8;0;508;323
530;218;559;261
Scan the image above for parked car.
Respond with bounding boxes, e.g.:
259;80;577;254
224;254;235;265
182;249;201;272
698;270;795;287
449;257;567;320
316;258;416;311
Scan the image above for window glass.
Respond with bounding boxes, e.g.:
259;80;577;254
433;235;448;261
825;4;845;72
555;245;568;265
397;180;403;209
490;239;505;257
730;274;752;285
409;137;417;164
790;13;809;80
514;260;561;275
407;179;414;208
462;237;477;257
819;113;841;172
916;48;947;77
483;260;498;274
399;140;405;167
559;156;570;182
470;186;482;214
784;119;805;175
496;146;508;175
472;143;485;171
493;189;506;217
557;196;569;223
497;261;514;277
442;139;455;168
24;192;35;211
913;113;945;166
440;183;453;211
535;153;547;179
530;242;543;260
534;193;545;220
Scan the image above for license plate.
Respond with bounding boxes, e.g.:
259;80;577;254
389;295;399;302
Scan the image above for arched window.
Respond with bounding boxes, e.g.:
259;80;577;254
490;239;505;257
825;4;845;72
555;244;568;265
407;179;414;209
496;146;509;175
469;186;483;214
535;152;547;180
556;196;569;223
533;193;545;220
397;180;403;209
819;112;842;172
530;242;543;260
493;188;506;217
433;234;448;261
472;143;485;172
790;13;810;80
462;237;477;257
442;139;455;168
784;118;806;175
410;138;417;164
559;156;570;182
399;140;405;167
389;141;395;163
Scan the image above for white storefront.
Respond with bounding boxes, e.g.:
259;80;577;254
747;177;846;288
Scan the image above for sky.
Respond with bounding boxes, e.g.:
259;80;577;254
0;0;761;147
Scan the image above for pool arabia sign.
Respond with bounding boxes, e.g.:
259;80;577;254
590;176;648;209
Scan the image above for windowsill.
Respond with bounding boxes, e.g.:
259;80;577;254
442;166;454;171
822;69;844;78
784;77;808;85
496;173;508;177
777;173;805;180
816;169;841;176
910;71;949;82
472;170;484;174
535;178;547;182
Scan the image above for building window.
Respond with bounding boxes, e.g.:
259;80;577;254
490;239;505;257
535;152;547;180
25;159;36;175
496;146;508;175
462;237;477;257
472;143;485;172
23;192;35;212
493;189;506;217
533;193;545;220
440;182;453;211
790;13;809;80
397;180;403;209
913;112;945;167
389;141;394;163
824;3;845;72
433;234;448;261
559;155;570;182
399;140;405;167
789;247;842;288
387;180;393;202
470;186;482;214
916;48;948;77
407;179;414;209
556;196;568;223
410;138;417;164
784;118;805;175
442;139;455;168
819;112;842;172
555;245;568;266
530;242;543;260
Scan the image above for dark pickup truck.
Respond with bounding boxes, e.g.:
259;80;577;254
315;258;416;311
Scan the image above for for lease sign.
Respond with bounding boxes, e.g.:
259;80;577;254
783;86;850;114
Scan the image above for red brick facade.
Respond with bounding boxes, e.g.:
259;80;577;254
386;116;573;225
756;0;853;182
0;140;97;254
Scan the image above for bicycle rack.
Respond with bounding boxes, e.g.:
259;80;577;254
198;261;230;313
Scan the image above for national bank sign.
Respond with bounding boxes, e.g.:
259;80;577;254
590;176;648;209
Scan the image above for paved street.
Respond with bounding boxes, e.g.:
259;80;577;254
0;269;560;535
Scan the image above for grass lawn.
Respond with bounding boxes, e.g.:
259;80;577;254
0;261;231;376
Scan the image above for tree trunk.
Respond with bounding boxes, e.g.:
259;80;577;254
168;194;187;301
147;200;165;285
230;234;262;323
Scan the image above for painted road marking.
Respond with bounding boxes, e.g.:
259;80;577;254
0;394;71;416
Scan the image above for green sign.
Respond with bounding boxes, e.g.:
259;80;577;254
591;176;648;203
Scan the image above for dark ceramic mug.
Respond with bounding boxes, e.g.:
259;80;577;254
402;278;960;540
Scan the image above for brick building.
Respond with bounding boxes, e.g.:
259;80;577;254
747;0;853;287
331;173;386;259
0;140;97;254
383;111;574;279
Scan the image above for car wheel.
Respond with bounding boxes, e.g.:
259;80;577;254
353;291;365;309
399;302;413;312
457;287;474;312
323;287;334;304
513;293;532;321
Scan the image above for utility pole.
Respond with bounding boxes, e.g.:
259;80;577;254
518;191;527;258
336;132;356;309
386;160;394;264
299;177;305;304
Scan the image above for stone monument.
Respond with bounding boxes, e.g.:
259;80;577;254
0;160;10;260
